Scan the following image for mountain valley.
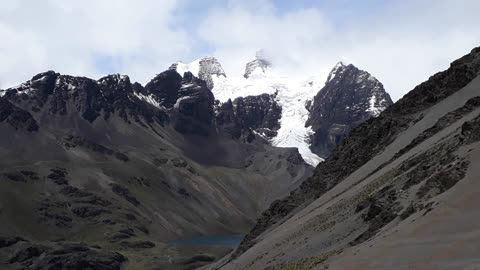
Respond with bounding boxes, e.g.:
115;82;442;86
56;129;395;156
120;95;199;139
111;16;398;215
0;51;393;269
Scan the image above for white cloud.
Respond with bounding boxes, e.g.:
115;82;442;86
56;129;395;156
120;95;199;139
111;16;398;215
0;0;192;88
197;3;334;77
0;0;479;101
197;0;480;100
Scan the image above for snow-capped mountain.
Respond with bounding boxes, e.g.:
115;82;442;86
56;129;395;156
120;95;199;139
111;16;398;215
171;52;393;166
169;56;226;90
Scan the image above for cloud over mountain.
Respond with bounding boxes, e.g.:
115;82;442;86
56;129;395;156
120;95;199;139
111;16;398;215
1;0;479;101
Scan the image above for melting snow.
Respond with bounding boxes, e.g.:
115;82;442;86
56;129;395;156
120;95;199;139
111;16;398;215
180;83;199;89
134;92;161;109
174;96;193;109
32;75;48;82
367;95;383;117
66;83;76;91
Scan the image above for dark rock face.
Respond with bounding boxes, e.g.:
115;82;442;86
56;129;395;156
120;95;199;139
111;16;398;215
0;97;39;131
231;46;480;261
174;72;215;129
216;93;282;140
143;70;215;135
306;62;393;158
3;71;169;128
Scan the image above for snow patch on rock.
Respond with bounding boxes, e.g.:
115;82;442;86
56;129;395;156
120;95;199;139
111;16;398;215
134;92;162;109
176;59;201;78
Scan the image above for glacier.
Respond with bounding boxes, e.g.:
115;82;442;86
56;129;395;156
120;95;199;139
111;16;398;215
173;59;324;166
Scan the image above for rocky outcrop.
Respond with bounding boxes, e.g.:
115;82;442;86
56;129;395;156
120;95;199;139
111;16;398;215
172;72;215;135
216;93;282;140
306;62;393;158
0;97;39;131
170;56;226;90
141;70;215;135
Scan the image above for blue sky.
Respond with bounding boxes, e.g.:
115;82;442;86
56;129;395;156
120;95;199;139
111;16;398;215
0;0;479;100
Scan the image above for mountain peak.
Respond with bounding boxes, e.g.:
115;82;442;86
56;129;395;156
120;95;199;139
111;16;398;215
243;50;273;79
170;56;226;90
307;62;393;157
326;61;350;83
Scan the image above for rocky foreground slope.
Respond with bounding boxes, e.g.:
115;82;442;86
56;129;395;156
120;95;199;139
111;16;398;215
0;69;312;269
210;46;480;269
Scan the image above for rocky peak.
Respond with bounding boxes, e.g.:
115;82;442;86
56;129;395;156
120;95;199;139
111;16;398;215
198;57;226;77
306;62;393;158
98;74;131;87
243;50;272;79
96;74;134;100
323;62;392;117
170;56;226;90
142;71;215;135
325;61;346;83
6;70;59;101
144;70;183;108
